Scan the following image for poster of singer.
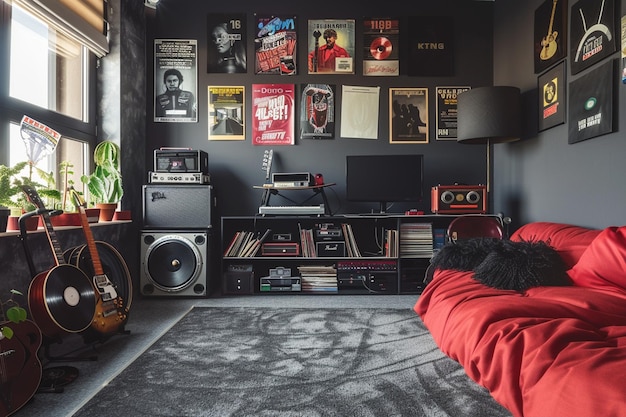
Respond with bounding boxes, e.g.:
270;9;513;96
363;17;399;76
307;19;355;74
300;84;336;140
154;39;198;123
207;13;247;74
254;15;297;75
252;84;295;146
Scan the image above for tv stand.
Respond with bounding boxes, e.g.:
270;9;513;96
254;183;335;215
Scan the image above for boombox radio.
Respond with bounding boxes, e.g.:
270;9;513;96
431;184;487;214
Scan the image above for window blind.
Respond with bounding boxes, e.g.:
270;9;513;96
10;0;109;57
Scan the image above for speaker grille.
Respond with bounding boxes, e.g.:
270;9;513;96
143;185;213;228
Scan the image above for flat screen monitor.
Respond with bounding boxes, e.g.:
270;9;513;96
346;154;424;213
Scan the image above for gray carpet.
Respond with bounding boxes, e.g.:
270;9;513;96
72;307;511;417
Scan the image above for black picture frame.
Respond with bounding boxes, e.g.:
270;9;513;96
568;59;616;144
534;0;568;74
570;0;617;75
538;61;566;131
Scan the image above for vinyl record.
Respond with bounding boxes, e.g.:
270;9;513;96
40;366;79;388
370;36;392;60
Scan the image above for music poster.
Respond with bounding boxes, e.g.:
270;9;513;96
570;0;617;75
568;59;615;144
252;84;295;146
340;85;380;139
154;39;198;123
389;88;429;144
207;13;247;74
307;19;355;74
254;15;297;75
435;86;470;140
208;86;245;141
406;17;454;76
362;17;399;76
299;84;336;140
533;0;567;74
538;62;566;132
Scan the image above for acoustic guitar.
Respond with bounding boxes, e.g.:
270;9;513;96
69;188;129;336
0;319;42;417
540;0;559;61
21;185;97;339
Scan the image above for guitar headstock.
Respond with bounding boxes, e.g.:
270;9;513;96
21;185;45;210
69;186;87;210
261;149;273;181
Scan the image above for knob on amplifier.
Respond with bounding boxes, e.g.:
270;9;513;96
431;185;487;214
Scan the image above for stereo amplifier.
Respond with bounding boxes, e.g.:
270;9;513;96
154;148;208;173
271;172;313;187
148;171;210;184
431;185;487;214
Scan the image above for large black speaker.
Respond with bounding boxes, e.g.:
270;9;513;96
143;184;214;228
140;230;210;297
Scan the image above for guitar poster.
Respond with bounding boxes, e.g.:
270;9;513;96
207;14;247;74
254;15;297;75
252;84;295;146
533;0;567;74
362;17;399;76
307;19;355;74
568;59;615;144
208;86;245;141
406;16;454;76
300;84;336;140
570;0;617;75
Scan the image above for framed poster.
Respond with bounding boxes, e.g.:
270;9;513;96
538;62;566;131
407;17;454;76
568;59;615;144
534;0;568;74
570;0;617;75
307;19;355;74
154;39;198;123
435;86;470;140
208;86;245;141
207;13;247;74
254;15;297;75
340;85;380;139
251;84;295;146
389;88;428;144
299;84;336;140
362;17;399;76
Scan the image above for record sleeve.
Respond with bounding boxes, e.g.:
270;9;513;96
363;18;399;76
254;15;297;75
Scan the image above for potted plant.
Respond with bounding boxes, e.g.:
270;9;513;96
0;163;25;232
52;161;99;225
81;141;124;221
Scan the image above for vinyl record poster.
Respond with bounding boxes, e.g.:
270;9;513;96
307;19;355;74
568;59;615;144
208;86;245;141
154;39;198;123
363;18;399;76
300;84;336;140
254;15;297;75
252;84;295;146
435;86;470;140
207;14;247;74
570;0;617;75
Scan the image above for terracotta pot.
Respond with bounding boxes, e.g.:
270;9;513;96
96;203;118;222
7;215;39;232
85;208;101;223
40;213;82;228
113;210;131;221
0;207;9;233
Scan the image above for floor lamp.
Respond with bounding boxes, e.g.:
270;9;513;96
456;86;521;210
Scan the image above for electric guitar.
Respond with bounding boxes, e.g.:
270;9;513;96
21;185;96;339
69;188;128;336
540;0;559;61
261;149;273;183
0;320;42;417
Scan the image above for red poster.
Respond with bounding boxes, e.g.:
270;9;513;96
252;84;295;146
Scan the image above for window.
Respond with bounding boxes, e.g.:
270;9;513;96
0;2;99;209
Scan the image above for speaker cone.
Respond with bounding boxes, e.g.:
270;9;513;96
144;234;203;292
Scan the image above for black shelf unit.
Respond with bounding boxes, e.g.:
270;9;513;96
221;214;471;295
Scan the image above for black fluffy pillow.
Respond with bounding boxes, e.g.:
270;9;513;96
472;239;571;290
426;238;571;291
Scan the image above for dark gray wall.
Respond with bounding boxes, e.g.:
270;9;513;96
492;0;626;229
144;0;494;218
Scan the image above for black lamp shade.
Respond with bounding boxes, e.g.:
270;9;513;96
457;86;521;144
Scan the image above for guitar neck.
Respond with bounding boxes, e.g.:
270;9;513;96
77;207;105;276
547;0;557;34
40;214;67;266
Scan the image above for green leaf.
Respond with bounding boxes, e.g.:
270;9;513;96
1;326;14;340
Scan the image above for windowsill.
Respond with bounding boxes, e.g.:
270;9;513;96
0;220;132;238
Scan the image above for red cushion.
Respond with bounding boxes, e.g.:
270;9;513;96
568;226;626;293
511;222;601;268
